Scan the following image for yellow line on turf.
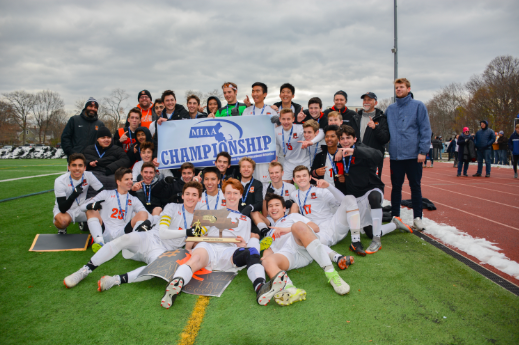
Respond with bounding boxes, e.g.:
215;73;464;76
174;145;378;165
178;296;210;345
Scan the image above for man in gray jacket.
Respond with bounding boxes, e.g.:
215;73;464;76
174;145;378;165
386;78;431;231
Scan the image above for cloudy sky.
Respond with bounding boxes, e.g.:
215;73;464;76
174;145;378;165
1;0;518;112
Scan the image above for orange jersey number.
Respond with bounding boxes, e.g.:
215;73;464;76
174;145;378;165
110;208;126;220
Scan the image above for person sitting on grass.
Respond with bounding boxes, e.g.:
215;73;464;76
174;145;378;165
159;178;288;309
63;181;202;291
53;153;104;235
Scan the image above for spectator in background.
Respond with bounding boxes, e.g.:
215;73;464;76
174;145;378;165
497;131;508;165
61;97;105;157
508;124;519;178
322;90;358;128
492;132;500;164
432;136;442;160
114;107;142;153
452;135;459;168
425;140;434;168
386;78;431;231
456;127;474;177
136;90;156;129
473;120;496;177
82;127;130;195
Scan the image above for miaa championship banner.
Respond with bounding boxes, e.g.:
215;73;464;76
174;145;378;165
157;116;276;169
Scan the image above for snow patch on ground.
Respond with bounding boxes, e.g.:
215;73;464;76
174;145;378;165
383;200;519;279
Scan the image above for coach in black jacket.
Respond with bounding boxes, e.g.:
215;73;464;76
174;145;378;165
61;97;105;156
82;127;130;195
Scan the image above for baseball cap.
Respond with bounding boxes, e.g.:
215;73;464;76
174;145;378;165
361;92;377;101
463;127;469;132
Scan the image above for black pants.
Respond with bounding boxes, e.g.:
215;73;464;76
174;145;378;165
513;155;519;173
390;159;423;219
377;159;384;179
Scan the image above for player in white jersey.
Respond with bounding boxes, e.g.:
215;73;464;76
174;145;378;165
63;181;203;290
53;153;104;234
275;109;324;182
196;167;226;211
160;178;288;309
259;194;351;306
301;120;322;169
80;167;153;252
242;82;278;183
260;162;297;214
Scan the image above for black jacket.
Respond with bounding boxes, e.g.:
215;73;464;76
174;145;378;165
61;111;105;156
299;110;327;128
432;139;443;149
82;142;130;174
310;146;346;189
129;176;170;213
353;109;390;154
153;177;185;204
274;101;303;123
322;106;358;128
127;127;154;164
238;178;263;213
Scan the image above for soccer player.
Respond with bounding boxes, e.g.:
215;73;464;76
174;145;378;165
215;82;247;117
272;83;303;120
336;125;412;254
237;157;263;217
260;162;297;216
186;94;208;119
114;108;142;153
275;109;323;183
81;167;152;250
53;153;104;235
322;91;358;128
130;162;169;214
301;120;322;169
132;142;156;182
310;125;344;188
204;96;222;118
160;178;288;308
63;181;202;290
196;167;226;211
327;111;343;126
214;151;236;183
291;165;367;256
260;194;351;306
152;90;190;149
298;97;325;128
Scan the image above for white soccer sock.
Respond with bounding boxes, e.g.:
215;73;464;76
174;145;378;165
87;218;103;240
174;264;193;286
247;237;260;253
351;229;361;243
247;264;265;285
306;239;333;269
132;221;144;231
381;223;397;236
347;211;361;242
371;208;383;238
257;222;267;231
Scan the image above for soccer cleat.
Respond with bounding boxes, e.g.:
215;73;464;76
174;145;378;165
260;236;273;251
98;275;120;292
58;228;67;235
274;286;306;306
337;255;354;270
161;277;184;309
413;217;426;231
365;237;382;254
92;236;104;253
256;270;287;306
325;270;350;295
392;216;413;233
349;241;366;256
63;266;91;288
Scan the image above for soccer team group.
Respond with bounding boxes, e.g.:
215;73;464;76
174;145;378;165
57;81;417;308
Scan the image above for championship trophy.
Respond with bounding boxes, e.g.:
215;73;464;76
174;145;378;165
186;209;240;243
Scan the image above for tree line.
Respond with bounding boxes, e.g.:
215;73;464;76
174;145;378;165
426;55;519;139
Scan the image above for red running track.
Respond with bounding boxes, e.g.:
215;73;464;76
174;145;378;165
380;158;519;286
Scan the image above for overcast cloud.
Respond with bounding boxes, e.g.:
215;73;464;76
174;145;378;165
1;0;518;112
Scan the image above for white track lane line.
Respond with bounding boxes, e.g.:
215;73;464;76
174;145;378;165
0;172;63;182
419;174;519;197
424;170;519;188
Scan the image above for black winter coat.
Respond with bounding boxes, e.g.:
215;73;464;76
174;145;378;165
153;177;185;204
82;143;131;174
310;147;346;189
61;111;105;156
129;176;171;213
323;106;358;129
353;109;390;154
273;101;303;123
238;179;263;213
127;127;154;164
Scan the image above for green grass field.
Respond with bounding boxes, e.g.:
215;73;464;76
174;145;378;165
0;159;518;344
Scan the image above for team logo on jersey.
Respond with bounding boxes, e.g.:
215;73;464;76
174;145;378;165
128;200;132;205
222;200;226;206
250;187;255;193
285;190;289;196
82;180;88;186
178;211;181;215
240;215;247;221
374;122;379;126
293;133;298;139
311;192;317;199
95;126;99;130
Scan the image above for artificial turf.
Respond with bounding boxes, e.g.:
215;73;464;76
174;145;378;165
0;160;518;345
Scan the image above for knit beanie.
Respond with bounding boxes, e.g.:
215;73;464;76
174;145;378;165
334;90;348;101
138;90;152;101
97;126;112;139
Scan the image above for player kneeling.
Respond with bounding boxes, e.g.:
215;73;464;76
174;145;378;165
53;153;104;234
160;178;287;309
261;194;351;307
63;181;202;290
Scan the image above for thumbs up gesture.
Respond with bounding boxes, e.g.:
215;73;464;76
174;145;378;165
367;116;376;129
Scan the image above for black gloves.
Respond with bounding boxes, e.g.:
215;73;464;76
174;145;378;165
135;220;152;232
72;182;84;195
266;185;275;195
86;200;104;211
241;205;253;217
164;176;176;184
186;225;207;237
270;115;281;126
285;200;294;209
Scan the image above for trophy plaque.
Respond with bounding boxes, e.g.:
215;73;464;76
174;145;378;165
186;209;240;243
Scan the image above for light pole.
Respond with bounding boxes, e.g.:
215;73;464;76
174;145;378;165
392;0;398;102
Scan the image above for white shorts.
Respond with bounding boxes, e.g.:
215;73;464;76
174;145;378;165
356;188;384;228
317;197;351;247
253;163;270;183
121;230;168;265
195;242;239;272
103;225;126;243
53;206;87;224
276;235;313;270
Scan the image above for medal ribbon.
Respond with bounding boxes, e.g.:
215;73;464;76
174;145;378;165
142;183;151;204
115;190;129;221
241;178;254;205
205;191;220;210
95;144;106;158
342;145;355;175
297;187;312;215
253;105;266;115
282;126;294;156
327;152;338;176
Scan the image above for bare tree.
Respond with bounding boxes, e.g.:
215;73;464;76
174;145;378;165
0;101;18;144
1;91;36;145
31;90;65;144
74;99;87;114
202;89;224;106
184;90;204;105
102;88;129;130
426;83;468;138
377;98;392;112
47;109;69;145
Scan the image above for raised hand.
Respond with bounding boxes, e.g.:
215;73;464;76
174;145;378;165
367;116;376;129
297;106;305;123
315;166;327;177
73;182;84;195
86;200;104;211
120;131;128;143
193;172;202;183
297;140;313;149
338;147;354;156
90;160;98;167
312;176;329;189
244;95;252;107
